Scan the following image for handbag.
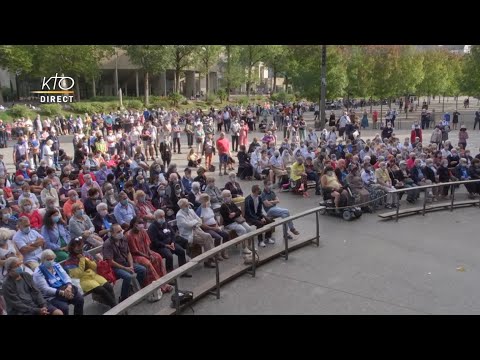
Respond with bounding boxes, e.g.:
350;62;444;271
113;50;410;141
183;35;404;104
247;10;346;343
235;216;245;223
96;260;117;284
243;252;259;265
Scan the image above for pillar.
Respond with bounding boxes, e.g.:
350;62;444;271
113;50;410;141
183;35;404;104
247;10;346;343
185;70;196;98
135;70;139;97
159;72;166;97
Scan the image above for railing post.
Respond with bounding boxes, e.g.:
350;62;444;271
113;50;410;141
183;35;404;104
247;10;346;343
282;223;289;260
174;278;180;315
422;187;428;216
450;184;455;212
250;236;257;277
214;256;220;298
315;211;320;247
395;192;400;222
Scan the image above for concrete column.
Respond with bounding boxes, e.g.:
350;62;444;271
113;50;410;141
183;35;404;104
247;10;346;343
185;70;196;98
114;69;118;96
209;72;218;94
92;78;96;98
135;70;139;97
124;82;128;97
159;72;166;97
153;75;161;96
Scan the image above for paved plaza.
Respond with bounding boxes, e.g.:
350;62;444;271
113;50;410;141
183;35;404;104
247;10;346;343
2;101;480;315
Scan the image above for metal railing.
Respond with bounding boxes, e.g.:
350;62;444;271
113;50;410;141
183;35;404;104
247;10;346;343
104;206;322;315
385;179;480;222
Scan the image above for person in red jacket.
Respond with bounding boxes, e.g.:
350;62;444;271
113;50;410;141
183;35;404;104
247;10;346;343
410;123;422;144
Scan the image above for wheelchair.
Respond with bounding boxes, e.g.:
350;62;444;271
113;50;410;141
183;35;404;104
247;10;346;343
319;186;362;221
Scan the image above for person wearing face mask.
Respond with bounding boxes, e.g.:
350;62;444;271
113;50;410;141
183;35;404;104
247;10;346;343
17;184;40;211
63;190;83;220
68;203;103;248
32;249;84;315
13;136;29;168
40;179;59;208
28;172;43;194
104;224;147;303
455;158;476;198
149;209;189;274
84;187;102;218
0;228;30;288
60;165;79;188
95;162;112;187
134;175;153;200
15;162;32;181
125;218;173;293
321;166;349;210
113;192;137;230
134;190;156;226
58;178;72;203
224;172;245;203
0;208;16;230
102;183;118;213
63;237;117;309
245;185;275;248
2;256;63;315
41;208;71;262
80;174;103;202
19;198;42;229
204;177;223;210
468;158;480;194
176;198;216;268
13;217;45;271
92;202;117;238
291;156;309;197
374;161;396;208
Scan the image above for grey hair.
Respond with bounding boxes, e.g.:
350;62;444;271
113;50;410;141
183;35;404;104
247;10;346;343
191;182;200;190
154;209;165;218
40;249;56;263
4;257;20;272
177;198;189;208
221;190;232;198
96;202;108;212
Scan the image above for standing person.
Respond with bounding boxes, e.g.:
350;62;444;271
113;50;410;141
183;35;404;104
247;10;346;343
452;109;460;130
299;117;306;142
239;120;249;148
172;119;182;154
216;132;231;176
184;118;194;149
474;109;480;130
372;110;378;130
230;118;240;153
361;111;369;129
13;136;29;168
458;125;469;149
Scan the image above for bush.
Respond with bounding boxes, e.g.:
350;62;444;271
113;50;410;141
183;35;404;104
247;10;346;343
270;91;295;104
40;104;63;117
150;97;170;109
123;99;143;110
7;105;36;119
168;92;185;107
238;96;250;105
216;89;227;103
205;94;217;106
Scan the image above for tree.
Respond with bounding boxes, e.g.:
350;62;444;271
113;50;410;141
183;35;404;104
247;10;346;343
239;45;267;96
31;45;115;101
461;45;480;99
0;45;34;102
416;49;449;106
169;46;199;94
124;45;171;106
444;52;464;109
196;45;222;95
370;46;400;119
263;45;291;93
222;45;245;100
344;46;374;111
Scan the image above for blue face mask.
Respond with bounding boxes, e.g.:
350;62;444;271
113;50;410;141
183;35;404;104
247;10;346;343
44;260;54;268
76;209;84;217
121;199;128;206
52;215;61;223
157;219;165;225
22;227;31;235
15;266;24;274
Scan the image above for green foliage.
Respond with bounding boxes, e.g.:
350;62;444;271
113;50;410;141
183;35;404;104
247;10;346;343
70;101;118;114
417;49;449;97
237;96;250;105
461;45;480;96
270;91;295;103
149;96;170;109
168;92;185;107
205;94;217;105
7;105;36;119
123;100;144;110
216;89;227;102
40;104;63;116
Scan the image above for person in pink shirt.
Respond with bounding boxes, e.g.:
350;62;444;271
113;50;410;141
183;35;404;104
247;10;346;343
239;120;249;148
216;132;230;176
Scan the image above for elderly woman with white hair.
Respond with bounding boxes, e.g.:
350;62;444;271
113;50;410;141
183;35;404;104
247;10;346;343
92;202;117;239
175;198;216;268
32;249;84;315
219;190;254;253
42;139;54;167
187;181;202;210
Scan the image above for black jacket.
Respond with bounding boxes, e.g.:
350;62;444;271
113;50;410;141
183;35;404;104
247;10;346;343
244;195;264;221
220;202;242;226
148;220;176;252
92;213;117;234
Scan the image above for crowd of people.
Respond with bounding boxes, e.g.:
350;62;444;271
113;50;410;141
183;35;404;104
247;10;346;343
1;100;479;315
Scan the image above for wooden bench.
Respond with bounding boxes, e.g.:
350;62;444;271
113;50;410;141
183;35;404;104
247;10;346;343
378;199;479;219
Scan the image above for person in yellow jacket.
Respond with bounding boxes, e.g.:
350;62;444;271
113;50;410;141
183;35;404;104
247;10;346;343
62;237;117;308
290;157;309;196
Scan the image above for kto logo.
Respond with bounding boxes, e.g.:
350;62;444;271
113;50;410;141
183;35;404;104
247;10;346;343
31;73;75;103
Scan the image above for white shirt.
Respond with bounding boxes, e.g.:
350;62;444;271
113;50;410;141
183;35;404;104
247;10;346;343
199;206;217;226
269;155;284;168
